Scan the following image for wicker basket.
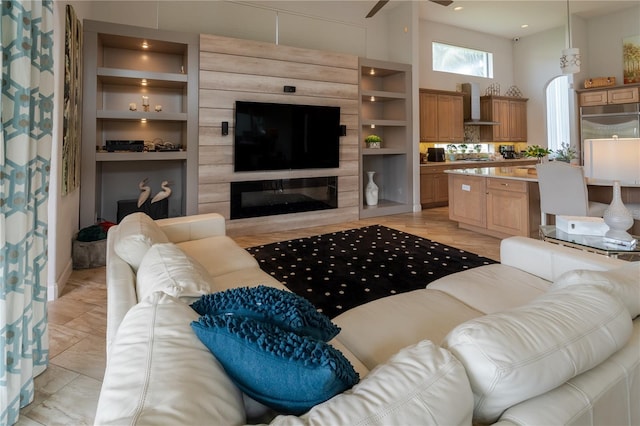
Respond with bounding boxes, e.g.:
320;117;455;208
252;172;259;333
583;77;616;89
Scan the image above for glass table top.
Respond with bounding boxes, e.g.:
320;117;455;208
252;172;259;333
539;225;640;257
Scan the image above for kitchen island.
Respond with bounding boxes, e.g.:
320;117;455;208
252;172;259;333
445;165;541;239
420;158;537;208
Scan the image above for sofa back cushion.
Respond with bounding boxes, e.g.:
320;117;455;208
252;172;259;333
137;243;214;303
550;262;640;318
112;212;169;271
442;285;633;424
95;292;246;425
269;340;473;426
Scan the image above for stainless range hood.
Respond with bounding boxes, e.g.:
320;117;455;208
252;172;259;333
461;83;499;125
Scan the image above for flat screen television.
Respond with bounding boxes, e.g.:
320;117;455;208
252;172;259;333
234;101;340;172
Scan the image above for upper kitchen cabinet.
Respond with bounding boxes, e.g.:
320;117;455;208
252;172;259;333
578;86;640;107
80;20;199;228
419;89;464;142
479;96;528;142
359;58;413;218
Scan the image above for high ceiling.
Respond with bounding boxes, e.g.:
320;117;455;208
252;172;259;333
242;1;638;39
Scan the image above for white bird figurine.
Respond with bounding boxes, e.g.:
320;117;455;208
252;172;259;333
151;181;172;204
137;178;151;208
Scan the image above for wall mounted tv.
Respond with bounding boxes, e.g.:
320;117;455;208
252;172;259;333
234;101;341;172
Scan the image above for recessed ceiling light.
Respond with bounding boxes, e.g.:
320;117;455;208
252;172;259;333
521;24;529;29
454;6;463;11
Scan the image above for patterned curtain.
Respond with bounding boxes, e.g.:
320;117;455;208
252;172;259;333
0;1;53;425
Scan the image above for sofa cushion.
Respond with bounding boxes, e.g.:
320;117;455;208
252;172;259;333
177;235;259;277
442;285;633;424
137;243;214;303
113;212;169;271
191;314;359;415
95;292;246;425
191;285;340;341
550;262;640;318
428;263;550;314
269;340;473;426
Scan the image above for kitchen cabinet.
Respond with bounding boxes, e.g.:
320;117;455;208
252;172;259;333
448;172;540;238
448;174;486;228
420;159;537;208
578;86;639;107
479;96;528;142
419;89;464;142
360;58;413;218
486;178;532;236
80;20;198;227
420;165;450;207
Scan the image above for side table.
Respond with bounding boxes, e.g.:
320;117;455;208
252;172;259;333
539;225;640;260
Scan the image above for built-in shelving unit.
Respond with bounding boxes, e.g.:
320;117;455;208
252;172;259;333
359;58;413;218
80;20;198;228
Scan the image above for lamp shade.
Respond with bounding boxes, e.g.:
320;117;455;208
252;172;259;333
560;47;581;74
583;138;640;184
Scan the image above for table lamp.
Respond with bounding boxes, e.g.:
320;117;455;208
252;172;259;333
583;137;640;243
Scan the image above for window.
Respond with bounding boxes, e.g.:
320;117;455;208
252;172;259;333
546;75;570;153
432;42;493;78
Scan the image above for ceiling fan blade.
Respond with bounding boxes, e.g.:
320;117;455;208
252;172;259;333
366;0;389;18
430;0;454;6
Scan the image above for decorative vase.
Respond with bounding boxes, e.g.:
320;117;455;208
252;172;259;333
603;180;634;241
366;141;381;149
365;171;379;206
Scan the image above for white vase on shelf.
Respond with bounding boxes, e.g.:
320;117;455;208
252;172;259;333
603;180;634;241
365;171;379;206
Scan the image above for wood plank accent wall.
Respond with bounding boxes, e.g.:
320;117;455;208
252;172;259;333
198;34;360;236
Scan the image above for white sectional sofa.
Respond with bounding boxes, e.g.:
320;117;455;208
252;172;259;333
95;212;640;425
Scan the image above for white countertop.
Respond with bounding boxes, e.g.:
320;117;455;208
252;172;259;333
444;165;539;182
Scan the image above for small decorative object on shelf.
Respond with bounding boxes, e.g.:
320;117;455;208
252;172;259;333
129;102;137;111
151;180;172;204
137;177;151;208
583;77;615;89
142;96;150;112
505;85;523;97
485;83;500;96
365;134;382;149
365;171;379;206
154;104;162;112
524;145;551;162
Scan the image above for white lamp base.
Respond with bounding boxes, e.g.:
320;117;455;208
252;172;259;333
603;180;634;242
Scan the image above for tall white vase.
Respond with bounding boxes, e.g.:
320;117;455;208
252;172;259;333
603;180;634;241
365;171;379;206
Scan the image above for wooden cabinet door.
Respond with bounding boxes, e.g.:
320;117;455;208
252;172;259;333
509;100;527;141
579;90;608;106
420;92;438;141
437;95;454;141
450;95;464;142
608;87;639;104
448;174;486;227
420;172;435;204
493;99;510;141
486;178;529;236
433;173;449;203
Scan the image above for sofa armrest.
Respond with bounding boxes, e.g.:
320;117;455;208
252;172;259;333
156;213;226;243
106;227;138;354
500;237;625;282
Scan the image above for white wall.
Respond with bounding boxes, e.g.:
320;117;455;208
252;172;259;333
418;20;515;94
585;5;640;84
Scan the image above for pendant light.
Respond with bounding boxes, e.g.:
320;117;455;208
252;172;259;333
560;0;580;74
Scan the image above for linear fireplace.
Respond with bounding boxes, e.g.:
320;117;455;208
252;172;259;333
230;176;338;220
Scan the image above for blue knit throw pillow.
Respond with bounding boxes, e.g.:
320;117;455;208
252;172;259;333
191;314;359;415
190;285;340;341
